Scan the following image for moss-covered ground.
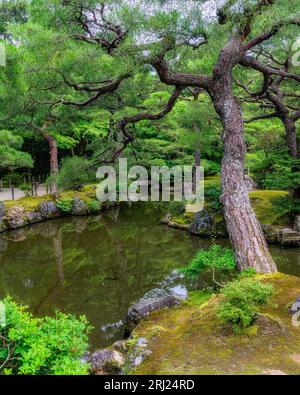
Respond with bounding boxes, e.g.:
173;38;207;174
131;274;300;375
3;184;98;211
170;176;289;228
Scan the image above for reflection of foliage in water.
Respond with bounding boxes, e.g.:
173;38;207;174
0;203;204;348
0;202;299;349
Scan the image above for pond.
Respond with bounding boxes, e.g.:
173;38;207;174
0;202;300;349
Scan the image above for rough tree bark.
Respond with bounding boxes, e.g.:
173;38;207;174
209;38;277;273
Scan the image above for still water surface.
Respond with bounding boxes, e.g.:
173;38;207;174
0;203;299;349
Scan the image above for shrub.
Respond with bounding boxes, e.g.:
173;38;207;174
87;199;102;214
56;156;94;191
180;245;236;287
55;199;73;213
0;298;92;375
217;278;274;334
19;183;32;196
204;185;222;212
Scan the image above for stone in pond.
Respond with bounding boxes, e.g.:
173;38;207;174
5;206;29;229
189;209;214;235
124;294;181;336
71;197;87;216
38;201;61;219
88;348;126;375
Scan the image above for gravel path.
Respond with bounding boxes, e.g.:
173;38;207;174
0;187;47;202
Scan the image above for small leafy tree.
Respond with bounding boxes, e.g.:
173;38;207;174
0;298;92;375
181;245;236;287
54;156;94;191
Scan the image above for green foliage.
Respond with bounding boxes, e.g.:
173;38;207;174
202;160;220;176
217;278;274;334
56;156;94;191
169;201;186;216
55;199;73;213
86;199;102;214
205;185;222;212
238;268;257;278
272;196;300;221
181;245;236;283
0;130;33;171
251;148;300;191
19;183;32;196
0;298;92;375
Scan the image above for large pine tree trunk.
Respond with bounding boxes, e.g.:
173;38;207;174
285;118;298;160
209;39;277;273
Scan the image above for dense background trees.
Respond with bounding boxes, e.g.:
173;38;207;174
0;0;299;273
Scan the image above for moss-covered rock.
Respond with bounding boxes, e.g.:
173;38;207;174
0;185;106;233
130;274;300;375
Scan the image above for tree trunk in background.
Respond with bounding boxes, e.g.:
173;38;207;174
209;38;277;273
44;134;59;198
284;118;298;160
283;118;300;199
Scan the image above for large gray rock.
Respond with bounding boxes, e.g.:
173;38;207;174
38;201;61;219
4;206;29;229
26;211;43;224
88;347;126;375
126;338;152;369
71;197;87;216
189;209;214;235
289;296;300;314
124;295;181;336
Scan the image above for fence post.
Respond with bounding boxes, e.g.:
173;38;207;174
11;185;15;201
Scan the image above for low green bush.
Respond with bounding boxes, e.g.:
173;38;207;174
87;199;102;214
204;185;222;212
19;183;32;196
217;278;274;334
0;298;92;375
56;199;73;213
180;245;236;287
